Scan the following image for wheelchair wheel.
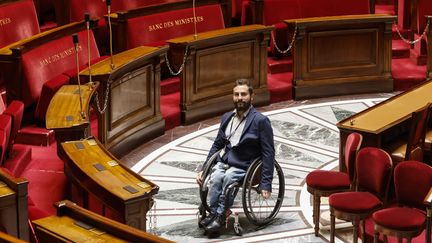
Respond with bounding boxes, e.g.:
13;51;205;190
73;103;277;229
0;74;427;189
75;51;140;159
199;150;221;213
242;159;285;226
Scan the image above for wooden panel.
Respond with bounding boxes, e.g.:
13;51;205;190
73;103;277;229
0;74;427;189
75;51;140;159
61;138;159;231
167;24;272;124
110;65;152;127
309;29;376;72
285;14;396;99
0;170;28;241
80;46;167;157
33;200;172;242
193;42;253;102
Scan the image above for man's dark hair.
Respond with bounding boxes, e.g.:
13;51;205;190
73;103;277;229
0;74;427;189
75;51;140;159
235;79;254;95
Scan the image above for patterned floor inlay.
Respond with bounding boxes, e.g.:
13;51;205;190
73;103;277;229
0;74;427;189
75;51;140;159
132;98;387;242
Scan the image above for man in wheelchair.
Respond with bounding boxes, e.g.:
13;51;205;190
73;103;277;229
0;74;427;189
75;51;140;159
196;79;275;236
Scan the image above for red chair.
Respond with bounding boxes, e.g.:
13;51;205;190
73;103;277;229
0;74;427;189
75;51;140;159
329;147;393;243
373;161;432;243
306;132;363;236
386;103;431;164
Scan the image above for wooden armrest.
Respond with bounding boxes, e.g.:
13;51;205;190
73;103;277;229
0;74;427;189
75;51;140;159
284;14;396;25
0;231;26;243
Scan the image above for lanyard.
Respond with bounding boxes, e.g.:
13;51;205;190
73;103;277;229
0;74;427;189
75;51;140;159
227;115;246;141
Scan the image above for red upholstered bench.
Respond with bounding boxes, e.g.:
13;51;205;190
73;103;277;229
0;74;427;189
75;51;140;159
0;0;40;48
125;4;225;48
0;0;40;95
0;22;102;145
1;101;32;177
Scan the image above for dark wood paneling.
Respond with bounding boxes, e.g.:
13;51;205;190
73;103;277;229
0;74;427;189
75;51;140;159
167;25;272;124
286;15;396;99
80;46;167;157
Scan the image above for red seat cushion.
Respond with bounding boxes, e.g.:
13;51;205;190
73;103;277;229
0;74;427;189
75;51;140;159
306;170;350;190
267;72;293;103
373;207;426;231
2;144;32;177
15;125;55;146
329;191;382;213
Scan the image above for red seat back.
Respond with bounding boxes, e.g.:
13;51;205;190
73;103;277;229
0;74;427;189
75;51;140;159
300;0;369;18
356;147;392;200
344;132;363;183
0;0;40;48
112;0;179;11
126;4;225;48
20;30;100;107
394;161;432;210
417;0;432;33
262;0;301;25
70;0;106;23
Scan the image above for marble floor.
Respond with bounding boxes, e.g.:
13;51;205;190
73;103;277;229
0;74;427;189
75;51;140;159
121;93;395;243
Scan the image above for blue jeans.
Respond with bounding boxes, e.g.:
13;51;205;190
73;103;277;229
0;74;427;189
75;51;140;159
207;162;246;216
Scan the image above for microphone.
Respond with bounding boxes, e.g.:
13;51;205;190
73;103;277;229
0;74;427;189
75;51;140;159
72;33;86;120
106;0;115;70
84;13;94;88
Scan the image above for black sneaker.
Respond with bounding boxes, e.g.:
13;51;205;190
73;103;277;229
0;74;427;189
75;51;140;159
199;213;216;228
204;214;224;233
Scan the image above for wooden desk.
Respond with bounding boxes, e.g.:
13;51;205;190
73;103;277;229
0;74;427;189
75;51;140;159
337;79;432;172
0;169;28;241
61;137;159;231
80;46;167;157
167;24;272;124
33;200;172;243
33;200;171;243
46;82;99;155
285;14;395;99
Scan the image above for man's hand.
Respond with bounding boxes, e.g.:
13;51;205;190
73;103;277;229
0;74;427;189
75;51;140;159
261;190;271;199
196;171;203;185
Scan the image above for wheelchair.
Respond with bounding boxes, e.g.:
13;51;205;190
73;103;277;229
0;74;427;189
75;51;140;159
198;151;285;236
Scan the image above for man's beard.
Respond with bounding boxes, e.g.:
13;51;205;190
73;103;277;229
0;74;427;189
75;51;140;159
234;100;251;113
